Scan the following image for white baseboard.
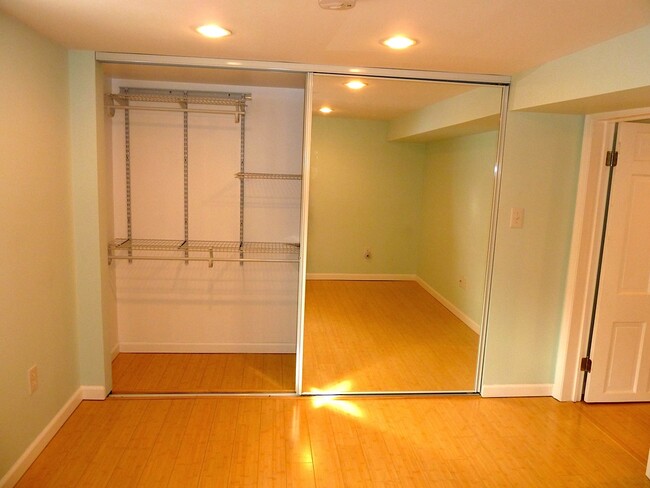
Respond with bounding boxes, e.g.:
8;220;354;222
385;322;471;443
0;388;83;488
306;273;417;281
414;277;480;334
481;384;554;398
81;385;107;400
110;343;120;361
118;342;296;354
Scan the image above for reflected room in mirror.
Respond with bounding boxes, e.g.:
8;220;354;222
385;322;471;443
303;74;504;394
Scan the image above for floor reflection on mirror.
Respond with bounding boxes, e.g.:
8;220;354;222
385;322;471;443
302;280;479;393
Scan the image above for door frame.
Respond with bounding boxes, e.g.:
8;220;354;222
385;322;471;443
554;106;650;402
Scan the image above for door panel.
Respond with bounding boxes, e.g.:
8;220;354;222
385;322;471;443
585;122;650;402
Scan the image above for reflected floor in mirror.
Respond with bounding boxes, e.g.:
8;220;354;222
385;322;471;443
112;353;296;394
303;280;479;393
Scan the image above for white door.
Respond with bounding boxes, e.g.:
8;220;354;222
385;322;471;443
584;122;650;403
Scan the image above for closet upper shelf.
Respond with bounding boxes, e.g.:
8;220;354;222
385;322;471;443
108;238;300;266
106;88;251;122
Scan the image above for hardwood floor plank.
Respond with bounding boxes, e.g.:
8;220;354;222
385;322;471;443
75;399;147;487
45;400;124;487
167;399;217;487
228;398;262;487
16;402;95;487
198;399;240;487
135;399;194;487
305;403;346;487
106;399;172;487
579;401;650;463
257;399;286;487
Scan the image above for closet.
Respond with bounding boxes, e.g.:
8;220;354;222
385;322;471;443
96;55;510;397
104;67;306;394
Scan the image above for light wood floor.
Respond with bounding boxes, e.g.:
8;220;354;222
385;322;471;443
17;396;650;487
112;353;296;394
303;280;479;393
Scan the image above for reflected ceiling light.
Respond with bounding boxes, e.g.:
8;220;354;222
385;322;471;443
319;106;333;114
382;35;417;49
226;61;243;66
345;80;367;90
196;24;232;38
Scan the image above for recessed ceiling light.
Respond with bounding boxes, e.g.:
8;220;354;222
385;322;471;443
196;24;232;39
319;107;333;114
345;80;367;90
382;35;417;50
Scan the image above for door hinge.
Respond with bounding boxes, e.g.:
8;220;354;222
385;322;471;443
580;357;592;373
605;150;618;167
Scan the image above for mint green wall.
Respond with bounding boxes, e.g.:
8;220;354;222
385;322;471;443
388;87;502;142
307;116;426;274
418;132;498;325
0;13;79;479
68;51;114;390
511;25;650;111
483;112;584;386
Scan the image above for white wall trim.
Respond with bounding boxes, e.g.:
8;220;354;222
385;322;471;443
415;277;480;334
111;343;120;361
481;384;553;398
81;385;107;400
118;342;296;354
306;273;417;281
0;388;83;488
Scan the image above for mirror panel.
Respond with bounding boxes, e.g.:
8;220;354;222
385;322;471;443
303;74;504;394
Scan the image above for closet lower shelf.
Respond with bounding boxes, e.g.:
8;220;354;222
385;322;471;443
108;238;300;266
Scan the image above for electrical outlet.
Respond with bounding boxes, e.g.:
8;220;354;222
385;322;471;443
364;248;372;260
28;365;38;394
458;277;467;289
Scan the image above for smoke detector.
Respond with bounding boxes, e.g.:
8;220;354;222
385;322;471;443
319;0;356;10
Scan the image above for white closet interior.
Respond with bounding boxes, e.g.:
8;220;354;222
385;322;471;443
106;70;305;359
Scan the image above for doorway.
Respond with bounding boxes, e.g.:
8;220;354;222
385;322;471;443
583;121;650;402
555;108;650;402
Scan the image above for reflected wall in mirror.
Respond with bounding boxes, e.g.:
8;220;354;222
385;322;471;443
303;74;503;393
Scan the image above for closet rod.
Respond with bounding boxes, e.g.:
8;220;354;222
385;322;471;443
108;255;299;264
106;105;245;116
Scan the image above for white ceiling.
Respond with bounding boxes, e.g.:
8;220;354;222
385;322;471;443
1;0;650;76
311;75;478;120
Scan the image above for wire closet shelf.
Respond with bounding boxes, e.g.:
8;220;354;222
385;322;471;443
106;87;302;267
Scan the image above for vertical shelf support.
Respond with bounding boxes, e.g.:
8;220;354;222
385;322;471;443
239;107;246;264
124;89;133;263
182;93;189;264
